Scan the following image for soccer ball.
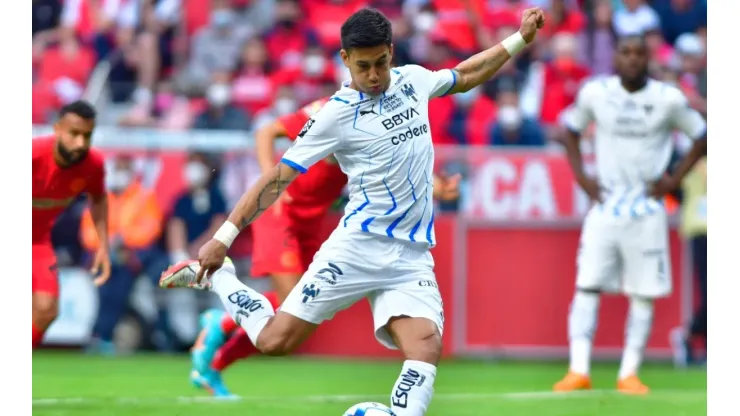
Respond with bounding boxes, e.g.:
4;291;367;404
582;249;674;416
343;402;396;416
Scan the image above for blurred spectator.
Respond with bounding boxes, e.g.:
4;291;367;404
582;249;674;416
123;0;182;123
176;0;251;97
307;0;366;51
369;0;405;19
32;33;96;123
81;155;168;354
193;73;251;131
672;156;707;366
32;0;63;62
490;90;546;147
448;86;498;146
578;0;615;76
60;0;142;102
645;28;673;72
251;85;300;130
521;32;590;128
232;38;276;115
236;0;280;36
60;0;135;61
388;17;414;67
652;0;707;45
166;153;227;265
612;0;660;37
263;0;320;70
482;53;527;99
272;46;338;104
541;0;586;39
674;32;707;113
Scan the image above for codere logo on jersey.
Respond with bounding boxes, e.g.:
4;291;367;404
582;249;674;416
389;123;429;145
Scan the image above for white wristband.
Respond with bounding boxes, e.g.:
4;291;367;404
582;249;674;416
213;221;240;248
501;32;526;57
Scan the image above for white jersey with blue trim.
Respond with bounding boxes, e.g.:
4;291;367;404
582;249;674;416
563;76;706;218
281;64;457;247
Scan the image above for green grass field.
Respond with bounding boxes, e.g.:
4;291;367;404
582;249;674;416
33;352;706;416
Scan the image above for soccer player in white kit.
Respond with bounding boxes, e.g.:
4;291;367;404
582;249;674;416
554;35;707;394
159;7;545;415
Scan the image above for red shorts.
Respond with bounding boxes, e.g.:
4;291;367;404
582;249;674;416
250;206;325;277
32;243;59;297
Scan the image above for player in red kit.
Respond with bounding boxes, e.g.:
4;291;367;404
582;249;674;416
187;98;461;396
32;101;111;348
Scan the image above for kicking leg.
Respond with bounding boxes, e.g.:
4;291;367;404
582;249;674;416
161;260;316;355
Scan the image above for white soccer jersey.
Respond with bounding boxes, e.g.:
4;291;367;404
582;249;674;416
564;76;706;217
281;64;457;247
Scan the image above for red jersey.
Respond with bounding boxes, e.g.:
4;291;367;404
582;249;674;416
278;98;347;219
32;136;105;243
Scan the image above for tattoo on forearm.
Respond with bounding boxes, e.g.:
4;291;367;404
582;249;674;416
457;46;510;89
238;164;291;230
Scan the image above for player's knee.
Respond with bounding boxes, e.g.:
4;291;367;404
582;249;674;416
404;331;442;365
388;317;443;365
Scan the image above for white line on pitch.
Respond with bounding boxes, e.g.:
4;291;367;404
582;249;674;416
32;389;706;406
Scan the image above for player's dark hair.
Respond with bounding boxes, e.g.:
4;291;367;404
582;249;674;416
59;100;97;121
616;33;648;49
340;8;392;51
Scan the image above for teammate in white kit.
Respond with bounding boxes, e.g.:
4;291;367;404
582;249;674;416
159;7;545;415
554;35;707;394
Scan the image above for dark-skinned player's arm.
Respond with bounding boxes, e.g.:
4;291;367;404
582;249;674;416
88;192;112;287
444;7;545;95
558;79;603;203
649;93;707;198
196;108;341;282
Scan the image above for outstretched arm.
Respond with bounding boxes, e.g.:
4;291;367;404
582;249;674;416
446;8;545;95
196;105;342;280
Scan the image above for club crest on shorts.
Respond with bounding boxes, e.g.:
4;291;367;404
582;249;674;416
301;283;321;303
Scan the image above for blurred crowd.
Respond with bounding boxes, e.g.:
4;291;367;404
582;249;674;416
33;0;707;147
34;0;708;353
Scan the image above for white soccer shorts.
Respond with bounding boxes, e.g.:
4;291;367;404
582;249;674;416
576;206;672;298
279;228;445;350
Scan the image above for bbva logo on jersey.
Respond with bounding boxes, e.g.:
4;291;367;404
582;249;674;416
381;107;420;131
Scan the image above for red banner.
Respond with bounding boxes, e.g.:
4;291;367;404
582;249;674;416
296;216;687;359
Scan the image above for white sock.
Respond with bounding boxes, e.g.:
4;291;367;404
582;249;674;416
568;291;600;375
210;265;275;345
619;297;654;379
390;360;437;416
